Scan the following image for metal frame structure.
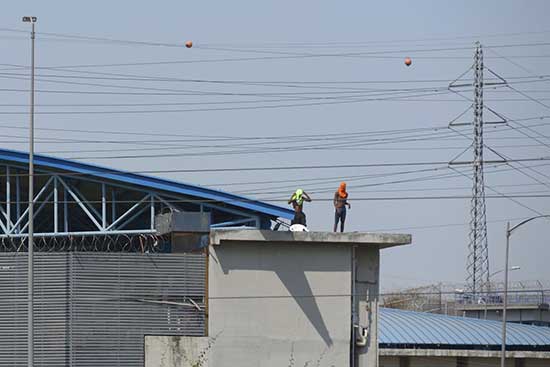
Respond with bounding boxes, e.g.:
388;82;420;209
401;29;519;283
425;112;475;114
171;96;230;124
0;150;292;367
449;42;507;295
0;149;294;245
468;43;491;296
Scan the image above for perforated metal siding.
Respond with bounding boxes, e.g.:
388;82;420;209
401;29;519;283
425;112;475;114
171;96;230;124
0;252;206;367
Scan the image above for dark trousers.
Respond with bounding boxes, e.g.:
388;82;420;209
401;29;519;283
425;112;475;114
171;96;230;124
292;211;307;226
334;207;347;232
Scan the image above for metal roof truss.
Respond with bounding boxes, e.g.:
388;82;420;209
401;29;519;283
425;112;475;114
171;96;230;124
0;163;261;242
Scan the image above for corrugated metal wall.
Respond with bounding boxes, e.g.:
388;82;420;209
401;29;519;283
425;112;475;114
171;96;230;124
0;252;206;367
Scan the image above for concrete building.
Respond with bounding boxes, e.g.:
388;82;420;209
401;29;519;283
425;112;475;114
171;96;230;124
456;291;550;326
1;149;413;367
145;229;411;367
4;149;549;367
206;229;410;367
0;148;295;367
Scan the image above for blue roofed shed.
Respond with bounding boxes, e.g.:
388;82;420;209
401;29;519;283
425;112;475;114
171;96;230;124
380;308;550;351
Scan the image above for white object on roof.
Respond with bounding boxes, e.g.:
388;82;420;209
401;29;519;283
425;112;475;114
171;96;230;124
289;224;309;232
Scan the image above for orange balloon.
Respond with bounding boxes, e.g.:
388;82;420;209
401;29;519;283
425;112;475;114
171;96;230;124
404;57;412;66
185;41;193;48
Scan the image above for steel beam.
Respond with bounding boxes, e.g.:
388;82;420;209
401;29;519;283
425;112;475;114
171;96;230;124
0;162;265;238
19;191;54;234
58;177;103;230
150;194;155;230
111;189;116;224
116;204;150;231
101;183;106;229
211;217;256;228
16;169;20;233
9;176;54;234
63;186;68;233
6;166;10;232
53;176;58;233
106;194;150;231
58;177;102;222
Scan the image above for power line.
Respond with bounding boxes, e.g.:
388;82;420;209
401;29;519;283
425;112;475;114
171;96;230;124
1;194;549;206
236;162;550;196
0;91;461;115
2;63;549;85
4;26;550;47
0;158;548;178
0;114;545;141
204;162;550;189
29;143;548;156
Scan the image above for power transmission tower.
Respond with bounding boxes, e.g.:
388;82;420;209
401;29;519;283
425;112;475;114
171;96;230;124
449;42;507;296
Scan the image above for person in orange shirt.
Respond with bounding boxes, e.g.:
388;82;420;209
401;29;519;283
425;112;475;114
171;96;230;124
333;182;351;232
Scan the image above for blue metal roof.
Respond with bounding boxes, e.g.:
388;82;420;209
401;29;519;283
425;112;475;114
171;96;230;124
380;308;550;347
0;149;294;220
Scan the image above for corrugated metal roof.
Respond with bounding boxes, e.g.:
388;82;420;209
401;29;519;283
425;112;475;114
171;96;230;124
0;149;294;220
380;308;550;346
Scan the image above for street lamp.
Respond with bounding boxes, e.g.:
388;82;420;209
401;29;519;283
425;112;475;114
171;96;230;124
489;266;520;278
501;215;550;367
22;15;36;367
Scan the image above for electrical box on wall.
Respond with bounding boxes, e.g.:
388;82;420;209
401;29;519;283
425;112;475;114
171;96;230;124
155;211;211;234
155;211;211;252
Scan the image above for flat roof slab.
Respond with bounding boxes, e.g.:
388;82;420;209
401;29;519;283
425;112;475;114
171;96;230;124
209;229;411;249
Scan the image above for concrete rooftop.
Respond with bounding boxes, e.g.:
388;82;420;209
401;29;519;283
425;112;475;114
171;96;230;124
209;229;411;249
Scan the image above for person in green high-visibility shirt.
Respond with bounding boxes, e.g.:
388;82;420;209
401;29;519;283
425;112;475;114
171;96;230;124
288;189;312;226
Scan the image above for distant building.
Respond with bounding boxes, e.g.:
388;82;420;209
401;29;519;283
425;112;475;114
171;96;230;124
455;290;550;326
379;308;550;367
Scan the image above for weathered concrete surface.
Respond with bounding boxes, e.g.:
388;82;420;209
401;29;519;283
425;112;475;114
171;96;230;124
208;241;352;367
210;229;411;249
145;336;210;367
355;246;380;367
206;229;409;367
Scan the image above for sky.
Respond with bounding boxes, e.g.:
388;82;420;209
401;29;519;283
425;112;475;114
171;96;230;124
1;1;549;291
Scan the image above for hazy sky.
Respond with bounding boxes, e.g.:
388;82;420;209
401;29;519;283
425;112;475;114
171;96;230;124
1;1;549;291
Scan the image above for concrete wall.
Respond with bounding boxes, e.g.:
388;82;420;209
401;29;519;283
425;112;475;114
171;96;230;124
142;230;411;367
409;357;458;367
145;336;210;367
208;241;353;367
379;356;400;367
355;246;381;367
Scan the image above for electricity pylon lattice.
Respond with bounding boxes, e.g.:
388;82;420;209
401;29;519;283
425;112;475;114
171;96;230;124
448;42;507;295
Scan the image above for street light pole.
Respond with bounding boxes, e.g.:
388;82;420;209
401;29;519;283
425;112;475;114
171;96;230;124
489;266;520;279
22;15;37;367
501;215;550;367
501;222;510;367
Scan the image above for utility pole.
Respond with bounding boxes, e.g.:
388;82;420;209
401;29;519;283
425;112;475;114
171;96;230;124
501;215;550;367
469;42;490;297
449;42;507;297
22;15;37;367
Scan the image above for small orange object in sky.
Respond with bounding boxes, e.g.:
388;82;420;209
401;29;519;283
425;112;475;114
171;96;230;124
185;41;193;48
404;57;412;66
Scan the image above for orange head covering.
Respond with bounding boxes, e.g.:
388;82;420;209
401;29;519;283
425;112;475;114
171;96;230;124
338;182;348;199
